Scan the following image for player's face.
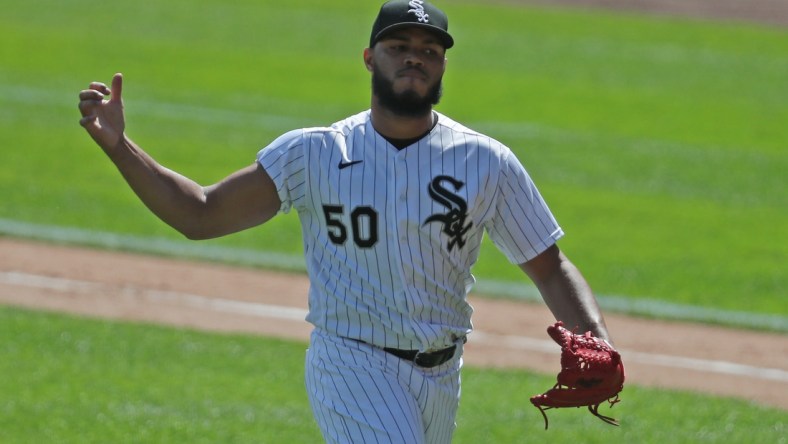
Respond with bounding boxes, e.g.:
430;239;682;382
366;28;447;117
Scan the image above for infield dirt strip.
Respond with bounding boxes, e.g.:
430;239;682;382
1;238;786;410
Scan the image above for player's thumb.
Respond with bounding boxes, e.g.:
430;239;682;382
110;73;123;102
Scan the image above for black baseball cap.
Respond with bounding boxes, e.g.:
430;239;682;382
370;0;454;49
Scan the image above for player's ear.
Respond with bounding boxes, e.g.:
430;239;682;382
363;48;374;72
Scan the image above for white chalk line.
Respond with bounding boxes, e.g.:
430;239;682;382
2;271;786;383
0;271;308;321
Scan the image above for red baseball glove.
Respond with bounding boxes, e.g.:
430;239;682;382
530;321;625;429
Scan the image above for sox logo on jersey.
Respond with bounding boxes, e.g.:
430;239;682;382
423;175;472;251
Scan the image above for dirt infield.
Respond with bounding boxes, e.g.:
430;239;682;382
1;237;786;410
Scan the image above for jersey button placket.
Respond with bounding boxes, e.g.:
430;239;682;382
390;150;414;317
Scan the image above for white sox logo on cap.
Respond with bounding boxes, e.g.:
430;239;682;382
408;0;429;23
370;0;454;48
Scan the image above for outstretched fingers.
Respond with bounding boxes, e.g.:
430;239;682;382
77;73;126;149
77;73;124;126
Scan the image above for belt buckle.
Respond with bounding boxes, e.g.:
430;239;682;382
413;350;431;367
413;345;456;368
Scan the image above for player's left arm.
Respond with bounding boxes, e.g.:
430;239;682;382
519;244;613;343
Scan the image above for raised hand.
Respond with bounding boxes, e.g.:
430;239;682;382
78;73;126;151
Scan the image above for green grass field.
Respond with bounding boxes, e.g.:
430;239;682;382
1;0;786;442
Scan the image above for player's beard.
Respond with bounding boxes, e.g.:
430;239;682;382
372;65;443;118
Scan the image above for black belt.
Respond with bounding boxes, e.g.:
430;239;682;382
383;339;464;368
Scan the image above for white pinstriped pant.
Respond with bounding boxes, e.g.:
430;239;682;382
305;329;463;444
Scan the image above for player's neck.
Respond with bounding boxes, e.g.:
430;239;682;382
370;104;436;140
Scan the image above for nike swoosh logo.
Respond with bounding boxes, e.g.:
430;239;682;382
338;160;363;170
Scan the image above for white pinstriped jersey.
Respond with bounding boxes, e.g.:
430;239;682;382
257;110;563;352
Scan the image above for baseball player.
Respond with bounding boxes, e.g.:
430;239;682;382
78;1;615;442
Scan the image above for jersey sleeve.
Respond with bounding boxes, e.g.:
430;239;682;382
484;149;564;264
256;129;307;214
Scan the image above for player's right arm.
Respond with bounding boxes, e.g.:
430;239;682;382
519;245;612;343
78;73;281;240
